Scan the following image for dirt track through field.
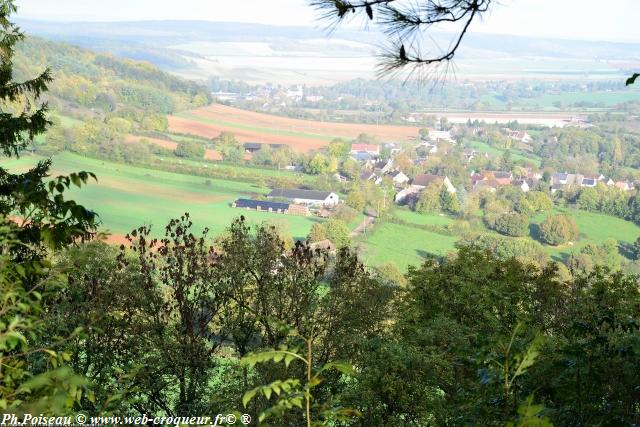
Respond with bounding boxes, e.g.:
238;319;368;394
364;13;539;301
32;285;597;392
168;104;422;152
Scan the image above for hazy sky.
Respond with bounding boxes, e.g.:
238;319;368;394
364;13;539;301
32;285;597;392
14;0;640;42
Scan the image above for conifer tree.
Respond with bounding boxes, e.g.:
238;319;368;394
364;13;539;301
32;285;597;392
0;0;97;255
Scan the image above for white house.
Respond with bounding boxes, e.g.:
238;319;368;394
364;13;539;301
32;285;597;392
417;141;439;154
389;170;410;185
513;179;530;192
267;189;339;207
505;129;532;143
286;86;304;100
428;130;455;143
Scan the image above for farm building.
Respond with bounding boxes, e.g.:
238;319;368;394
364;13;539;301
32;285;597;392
244;142;286;153
232;198;310;216
267;189;339;207
350;143;380;156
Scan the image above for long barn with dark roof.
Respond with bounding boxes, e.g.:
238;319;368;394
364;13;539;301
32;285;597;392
232;198;310;216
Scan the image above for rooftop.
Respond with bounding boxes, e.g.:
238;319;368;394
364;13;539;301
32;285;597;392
268;188;333;200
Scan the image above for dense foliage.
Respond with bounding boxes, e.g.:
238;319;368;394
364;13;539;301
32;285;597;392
3;4;640;426
15;37;210;117
538;214;579;246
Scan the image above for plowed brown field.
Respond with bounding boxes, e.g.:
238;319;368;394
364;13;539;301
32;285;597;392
168;104;422;152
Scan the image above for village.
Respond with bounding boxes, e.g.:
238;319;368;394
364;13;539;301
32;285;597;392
231;123;636;221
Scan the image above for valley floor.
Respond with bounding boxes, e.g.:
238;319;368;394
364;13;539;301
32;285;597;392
4;152;639;271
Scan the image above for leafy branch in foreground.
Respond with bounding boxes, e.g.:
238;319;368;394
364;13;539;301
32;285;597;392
241;329;360;426
0;222;90;414
482;323;551;426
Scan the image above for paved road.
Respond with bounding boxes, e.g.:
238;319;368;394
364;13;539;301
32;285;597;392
350;215;375;237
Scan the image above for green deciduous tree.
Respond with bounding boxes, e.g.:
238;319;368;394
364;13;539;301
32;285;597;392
0;222;89;414
439;186;459;214
491;212;530;237
308;218;351;248
414;183;441;213
214;132;243;162
175;140;205;159
538;214;579;246
346;189;366;212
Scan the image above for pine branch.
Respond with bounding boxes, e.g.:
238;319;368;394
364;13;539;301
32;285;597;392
310;0;492;79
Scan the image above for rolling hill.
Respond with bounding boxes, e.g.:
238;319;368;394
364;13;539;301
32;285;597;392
16;19;640;84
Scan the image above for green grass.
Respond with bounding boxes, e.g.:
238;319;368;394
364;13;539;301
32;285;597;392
163;156;306;180
165;133;211;144
175;112;345;142
391;208;455;227
33;113;82;144
469;140;542;166
521;91;640;108
53;113;84;128
359;222;457;270
532;207;640;260
0;152;323;240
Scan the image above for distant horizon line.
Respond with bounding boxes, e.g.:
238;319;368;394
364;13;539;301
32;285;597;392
14;16;640;45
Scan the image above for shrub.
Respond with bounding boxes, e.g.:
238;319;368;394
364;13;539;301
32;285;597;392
175;140;205;159
491;213;529;237
538;214;579;245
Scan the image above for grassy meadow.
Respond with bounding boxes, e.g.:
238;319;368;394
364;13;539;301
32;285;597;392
357;205;640;270
358;221;457;270
4;151;639;270
0;153;323;240
469;140;542;166
357;209;458;269
532;207;640;260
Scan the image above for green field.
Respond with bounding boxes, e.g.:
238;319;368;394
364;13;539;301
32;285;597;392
392;208;454;227
480;90;640;110
53;113;84;128
359;204;640;270
469;140;542;166
359;222;457;270
0;153;323;240
522;91;640;108
4;151;639;270
532;208;640;259
164;155;307;180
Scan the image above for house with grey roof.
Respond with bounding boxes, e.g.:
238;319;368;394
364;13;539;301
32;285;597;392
412;174;456;193
267;189;339;206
